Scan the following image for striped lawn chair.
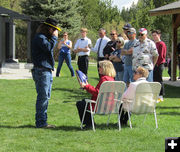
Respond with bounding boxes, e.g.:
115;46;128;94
119;82;161;130
81;81;126;131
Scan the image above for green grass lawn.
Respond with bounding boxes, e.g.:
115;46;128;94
0;62;180;152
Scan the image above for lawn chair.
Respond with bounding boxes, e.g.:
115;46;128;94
81;81;126;131
119;82;161;130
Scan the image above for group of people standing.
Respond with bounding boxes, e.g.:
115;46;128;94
74;24;167;128
31;17;167;129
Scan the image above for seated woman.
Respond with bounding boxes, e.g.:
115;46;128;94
76;60;116;129
119;66;149;125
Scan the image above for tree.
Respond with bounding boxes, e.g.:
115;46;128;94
20;0;82;34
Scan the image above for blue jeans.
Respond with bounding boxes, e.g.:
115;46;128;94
115;71;124;81
56;52;75;76
147;70;153;82
123;65;133;83
32;68;53;128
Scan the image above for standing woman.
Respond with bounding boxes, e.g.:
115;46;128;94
56;32;75;77
31;18;61;128
109;36;125;81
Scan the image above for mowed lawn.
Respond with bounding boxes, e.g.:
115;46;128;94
0;62;180;152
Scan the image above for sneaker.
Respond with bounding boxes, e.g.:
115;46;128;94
159;96;164;101
82;125;92;130
42;124;56;129
157;96;164;103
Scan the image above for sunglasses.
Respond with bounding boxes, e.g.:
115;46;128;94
63;35;67;36
138;33;144;36
127;32;134;35
116;41;121;43
110;33;116;36
134;71;141;75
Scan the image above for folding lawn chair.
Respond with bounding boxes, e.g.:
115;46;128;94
81;81;126;131
119;82;161;130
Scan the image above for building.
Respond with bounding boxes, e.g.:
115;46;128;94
0;6;31;73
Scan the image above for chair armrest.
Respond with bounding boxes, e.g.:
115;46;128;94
85;99;96;103
122;98;133;103
114;99;122;102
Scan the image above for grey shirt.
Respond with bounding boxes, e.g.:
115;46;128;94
123;39;138;66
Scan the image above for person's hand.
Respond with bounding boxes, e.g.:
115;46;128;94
105;54;109;59
80;81;88;88
52;30;58;37
111;47;115;51
109;55;113;60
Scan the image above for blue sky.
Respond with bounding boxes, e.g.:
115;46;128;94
112;0;139;11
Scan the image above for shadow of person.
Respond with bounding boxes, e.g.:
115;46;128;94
0;125;35;129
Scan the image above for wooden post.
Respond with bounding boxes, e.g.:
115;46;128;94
172;14;177;81
27;21;31;63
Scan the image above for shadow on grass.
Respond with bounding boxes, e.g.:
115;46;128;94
159;112;180;115
156;106;180;109
52;88;89;100
53;123;128;131
0;125;35;129
0;123;128;131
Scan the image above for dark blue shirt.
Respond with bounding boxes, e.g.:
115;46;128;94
31;33;58;70
111;49;124;72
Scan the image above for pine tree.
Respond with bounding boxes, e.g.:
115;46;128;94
20;0;82;34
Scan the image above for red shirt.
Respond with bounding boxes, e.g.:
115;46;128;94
156;41;167;66
84;75;114;110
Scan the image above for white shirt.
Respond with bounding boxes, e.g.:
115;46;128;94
92;36;110;57
74;37;92;56
122;77;147;101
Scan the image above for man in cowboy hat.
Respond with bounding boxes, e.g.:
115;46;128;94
31;18;61;128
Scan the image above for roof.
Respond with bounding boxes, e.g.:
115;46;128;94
0;6;30;20
149;1;180;16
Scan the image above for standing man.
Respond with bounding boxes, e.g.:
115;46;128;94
122;23;132;39
152;30;167;101
92;28;110;63
74;28;92;75
132;28;159;82
31;18;61;128
121;28;138;86
103;30;118;59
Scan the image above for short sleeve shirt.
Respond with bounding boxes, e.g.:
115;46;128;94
132;38;158;71
123;39;138;66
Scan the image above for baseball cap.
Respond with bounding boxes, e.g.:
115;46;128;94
44;18;61;31
127;28;136;34
123;23;132;30
139;28;147;35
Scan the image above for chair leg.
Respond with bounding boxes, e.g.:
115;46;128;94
142;114;147;125
90;103;95;131
107;114;111;126
154;109;158;128
119;104;123;131
128;111;132;129
81;102;88;129
118;113;121;131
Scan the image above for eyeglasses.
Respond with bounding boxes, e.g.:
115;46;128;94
134;71;140;75
127;32;134;35
116;41;121;43
63;35;67;36
110;33;116;36
138;34;144;36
